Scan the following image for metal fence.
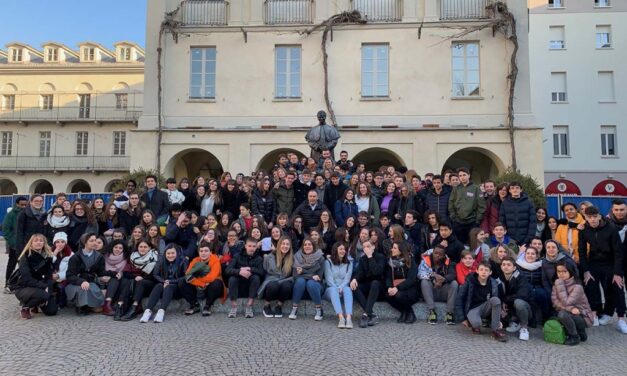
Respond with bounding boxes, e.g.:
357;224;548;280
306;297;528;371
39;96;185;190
263;0;314;25
440;0;494;20
181;0;229;26
0;156;130;171
351;0;403;22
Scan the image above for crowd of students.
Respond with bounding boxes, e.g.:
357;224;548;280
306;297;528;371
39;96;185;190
3;150;626;344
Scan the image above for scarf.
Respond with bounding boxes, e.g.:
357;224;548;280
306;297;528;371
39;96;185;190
294;249;324;268
130;250;158;274
388;257;405;269
105;253;127;273
47;213;70;229
516;253;542;271
535;222;546;236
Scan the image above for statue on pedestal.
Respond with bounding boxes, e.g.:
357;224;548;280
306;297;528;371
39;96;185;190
305;110;340;162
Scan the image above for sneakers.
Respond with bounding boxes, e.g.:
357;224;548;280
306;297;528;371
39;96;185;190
345;316;353;329
153;309;165;323
592;316;600;327
245;306;254;318
273;305;283;318
262;304;274;318
202;305;212;317
184;304;200;316
359;313;369;328
228;307;237;318
506;322;521;333
492;329;508;342
598;314;612;326
314;307;323;321
338;316;346;329
445;312;455;325
288;306;298;320
519;327;529;341
617;319;627;334
139;309;152;323
20;307;32;320
428;309;437;325
367;314;379;327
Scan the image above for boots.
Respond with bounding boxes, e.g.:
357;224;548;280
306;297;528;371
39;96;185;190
120;304;140;321
114;303;125;321
397;310;407;323
564;334;580;346
405;309;417;324
102;301;114;316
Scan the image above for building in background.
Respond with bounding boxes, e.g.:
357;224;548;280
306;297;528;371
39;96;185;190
529;0;627;196
0;41;144;194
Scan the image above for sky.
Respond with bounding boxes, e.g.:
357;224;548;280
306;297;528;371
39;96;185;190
0;0;147;51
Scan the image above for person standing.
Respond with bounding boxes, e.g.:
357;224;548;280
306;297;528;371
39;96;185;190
448;168;485;245
141;175;170;220
15;195;47;255
3;196;28;293
498;182;536;246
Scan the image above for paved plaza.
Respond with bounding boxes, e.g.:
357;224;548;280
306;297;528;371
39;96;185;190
0;247;626;376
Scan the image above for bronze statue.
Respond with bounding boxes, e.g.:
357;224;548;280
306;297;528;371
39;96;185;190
305;110;340;162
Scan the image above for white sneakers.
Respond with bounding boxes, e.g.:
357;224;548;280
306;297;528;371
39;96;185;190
593;316;600;327
506;322;521;333
139;309;152;323
598;314;612;326
288;306;298;320
314;307;323;321
153;309;165;323
617;319;627;334
338;317;346;329
519;327;529;341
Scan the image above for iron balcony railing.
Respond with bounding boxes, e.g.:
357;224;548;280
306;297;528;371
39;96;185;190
263;0;314;25
0;106;142;122
0;156;130;171
440;0;495;20
181;0;229;26
351;0;403;22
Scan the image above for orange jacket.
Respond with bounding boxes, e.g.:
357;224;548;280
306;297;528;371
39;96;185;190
555;214;586;263
186;254;226;300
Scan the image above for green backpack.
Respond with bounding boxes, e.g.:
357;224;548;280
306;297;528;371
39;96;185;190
543;319;566;344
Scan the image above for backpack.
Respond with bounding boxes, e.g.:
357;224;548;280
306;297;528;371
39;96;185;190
543;318;566;344
6;268;21;292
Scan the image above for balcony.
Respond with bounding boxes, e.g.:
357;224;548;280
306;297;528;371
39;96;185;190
181;0;229;26
0;156;130;172
351;0;403;22
263;0;314;25
440;0;495;20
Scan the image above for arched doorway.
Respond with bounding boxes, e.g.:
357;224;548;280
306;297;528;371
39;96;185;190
0;178;18;195
353;148;405;171
68;179;92;193
256;148;307;173
104;179;122;192
30;179;54;194
165;148;224;181
442;147;505;183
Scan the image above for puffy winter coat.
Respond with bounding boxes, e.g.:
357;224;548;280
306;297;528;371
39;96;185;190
251;189;276;224
498;193;535;245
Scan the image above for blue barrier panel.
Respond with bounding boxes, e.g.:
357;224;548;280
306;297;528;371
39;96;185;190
547;195;625;218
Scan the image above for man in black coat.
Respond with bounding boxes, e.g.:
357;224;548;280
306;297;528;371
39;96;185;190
164;212;197;259
293;190;328;232
141;175;170;219
323;172;347;220
15;195;47;252
498;182;535;245
225;238;265;318
403;210;423;257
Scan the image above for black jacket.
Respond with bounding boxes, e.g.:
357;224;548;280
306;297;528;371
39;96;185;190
353;252;386;283
578;219;624;276
404;223;423;255
293;200;328;232
385;257;418;291
118;208;142;237
141;189;170;218
164;223;197;259
66;251;114;285
498;193;536;245
498;269;533;307
153;257;188;284
16;207;46;252
222;188;246;217
225;252;265;278
425;188;451;222
293;180;314;208
454;273;500;322
15;251;54;290
251;189;276;224
324;182;348;219
431;233;465;263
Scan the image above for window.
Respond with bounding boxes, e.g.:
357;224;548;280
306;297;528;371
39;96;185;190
596;25;611;48
82;47;95;61
452;42;480;97
40;95;54;110
10;48;22;62
1;95;15;111
78;94;91;118
115;93;128;109
361;44;389;98
118;47;131;61
601;126;617;156
553;126;569;156
548;0;563;8
113;131;126;156
76;132;89;156
549;26;565;49
275;46;301;99
1;131;12;156
45;47;58;62
550;72;567;102
39;131;51;157
598;71;615;102
595;0;610;7
189;47;216;99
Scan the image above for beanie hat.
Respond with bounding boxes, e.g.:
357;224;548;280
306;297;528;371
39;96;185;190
53;232;68;244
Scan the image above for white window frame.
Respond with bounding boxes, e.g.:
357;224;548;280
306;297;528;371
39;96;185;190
82;47;95;62
549;26;565;50
551;72;568;103
451;42;481;98
361;43;390;98
45;47;59;62
553;126;570;157
1;95;15;111
39;131;51;157
601;125;617;157
595;0;610;7
1;131;13;156
40;94;54;111
10;48;22;62
189;47;217;100
118;47;131;61
113;131;126;156
274;45;302;99
596;25;611;49
76;131;89;156
115;93;128;110
548;0;564;8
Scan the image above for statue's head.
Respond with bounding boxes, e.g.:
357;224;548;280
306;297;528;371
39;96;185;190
317;110;327;123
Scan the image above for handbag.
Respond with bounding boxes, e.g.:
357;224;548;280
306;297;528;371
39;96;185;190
7;268;21;292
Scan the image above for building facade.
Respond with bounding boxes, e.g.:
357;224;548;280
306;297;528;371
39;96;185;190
529;0;627;195
137;0;543;183
0;41;144;194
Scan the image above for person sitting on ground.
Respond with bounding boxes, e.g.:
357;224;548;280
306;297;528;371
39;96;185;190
488;222;519;254
455;250;477;285
418;245;458;325
184;241;225;316
489;243;517;281
324;242;354;329
350;240;385;328
51;232;73;308
289;237;326;321
552;261;594;346
225;238;265;318
516;244;550;324
468;227;490;263
431;220;465;263
101;240;128;317
499;256;533;341
258;236;294;318
385;242;419;324
118;240;159;321
541;239;578;298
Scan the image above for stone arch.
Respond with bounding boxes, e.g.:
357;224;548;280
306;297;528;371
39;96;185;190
256;148;307;173
38;82;56;92
165;148;224;181
112;82;129;91
104;179;122;192
67;179;92;193
441;147;506;183
75;82;93;92
0;83;18;92
352;147;406;172
0;178;18;195
30;179;54;194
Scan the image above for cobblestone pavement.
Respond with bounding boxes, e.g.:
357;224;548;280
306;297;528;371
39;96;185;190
0;246;626;376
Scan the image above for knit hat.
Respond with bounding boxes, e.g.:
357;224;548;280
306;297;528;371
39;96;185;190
53;232;68;244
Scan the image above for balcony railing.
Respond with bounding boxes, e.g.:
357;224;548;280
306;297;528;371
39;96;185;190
263;0;314;25
181;0;229;26
440;0;495;20
0;107;142;122
351;0;403;22
0;156;130;171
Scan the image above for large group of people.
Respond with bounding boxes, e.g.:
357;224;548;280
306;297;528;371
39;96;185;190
3;150;626;345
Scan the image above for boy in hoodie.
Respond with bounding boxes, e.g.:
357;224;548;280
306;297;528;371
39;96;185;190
225;238;265;318
3;196;28;293
578;206;626;333
498;182;536;245
499;256;533;341
455;261;507;342
418;245;457;325
489;223;519;254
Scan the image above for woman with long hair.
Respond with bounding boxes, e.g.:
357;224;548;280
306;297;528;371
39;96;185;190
128;225;145;251
355;182;380;225
259;236;295;318
101;240;130;316
385;241;418;324
290;215;305;250
67;201;99;251
119;193;143;236
324;242;354;329
468;227;490;263
315;209;337;255
99;203;119;239
216;212;232;243
119;239;159;321
201;179;223;216
140;209;156;230
146;224;166;256
289;237;325;321
45;205;71;246
251;178;276;226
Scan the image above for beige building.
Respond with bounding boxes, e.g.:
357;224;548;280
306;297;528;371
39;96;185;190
0;41;144;194
137;0;544;183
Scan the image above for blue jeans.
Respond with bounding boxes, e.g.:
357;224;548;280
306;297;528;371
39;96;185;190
323;286;353;315
292;278;322;305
